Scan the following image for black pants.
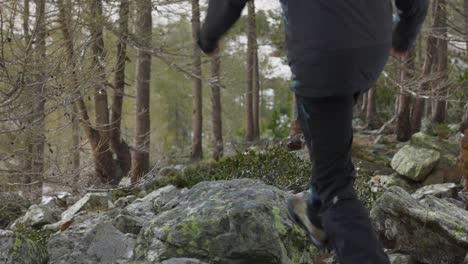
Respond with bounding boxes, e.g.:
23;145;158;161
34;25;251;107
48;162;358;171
296;94;389;264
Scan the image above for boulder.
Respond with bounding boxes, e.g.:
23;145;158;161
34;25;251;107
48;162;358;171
161;258;208;264
125;185;184;222
369;174;417;194
0;229;48;264
47;209;141;264
11;194;67;229
410;132;459;156
115;195;137;208
134;179;314;263
43;192;114;231
388;253;415;264
371;186;468;264
391;145;440;181
411;183;459;200
0;192;29;229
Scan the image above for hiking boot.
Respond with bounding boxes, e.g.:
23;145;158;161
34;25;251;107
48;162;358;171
287;192;328;249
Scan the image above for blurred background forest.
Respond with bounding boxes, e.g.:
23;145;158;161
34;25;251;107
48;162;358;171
0;0;467;201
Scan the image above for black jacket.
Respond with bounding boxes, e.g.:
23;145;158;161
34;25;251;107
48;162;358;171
199;0;428;97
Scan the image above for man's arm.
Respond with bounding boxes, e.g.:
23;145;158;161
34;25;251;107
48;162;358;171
198;0;250;54
393;0;429;53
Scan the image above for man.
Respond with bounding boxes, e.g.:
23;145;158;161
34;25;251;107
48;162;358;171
198;0;428;263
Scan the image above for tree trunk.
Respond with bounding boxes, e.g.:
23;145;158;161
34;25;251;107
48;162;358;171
396;52;415;141
132;0;152;182
251;2;260;141
366;87;378;129
465;0;468;55
71;103;80;181
58;0;106;185
461;104;468;132
361;92;368;118
110;0;131;179
245;1;255;143
411;0;440;133
90;0;117;185
191;0;203;161
211;50;223;160
431;0;448;124
25;0;46;200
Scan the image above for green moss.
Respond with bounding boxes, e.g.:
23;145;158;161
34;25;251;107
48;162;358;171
272;207;287;235
180;217;202;239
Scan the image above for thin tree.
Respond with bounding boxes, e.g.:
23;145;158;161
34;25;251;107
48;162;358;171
211;49;223;160
191;0;203;161
110;0;131;177
411;0;440;133
246;0;256;142
89;0;117;184
396;51;415;141
24;0;46;199
58;0;116;185
366;87;378;129
432;0;448;124
132;0;152;181
252;13;260;140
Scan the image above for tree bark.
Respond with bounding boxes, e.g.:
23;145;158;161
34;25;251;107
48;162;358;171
211;50;223;160
58;0;108;185
411;0;440;133
366;87;378;129
89;0;117;184
431;0;448;124
132;0;152;182
110;0;131;178
396;52;415;141
245;1;256;143
24;0;46;200
191;0;203;161
251;2;260;141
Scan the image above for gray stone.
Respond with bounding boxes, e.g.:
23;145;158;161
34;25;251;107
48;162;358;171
135;179;315;264
125;185;182;222
12;204;60;229
0;229;48;264
412;183;458;200
43;192;114;232
47;209;138;264
61;192;114;221
388;253;415;264
371;186;468;264
115;195;137;208
369;174;416;194
391;145;440;181
161;258;208;264
410;132;459;156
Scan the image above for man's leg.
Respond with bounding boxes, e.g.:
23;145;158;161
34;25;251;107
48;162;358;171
296;95;389;264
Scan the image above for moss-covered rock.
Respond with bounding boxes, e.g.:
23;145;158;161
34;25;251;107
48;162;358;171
391;145;440;181
0;229;48;264
135;179;316;263
371;186;468;264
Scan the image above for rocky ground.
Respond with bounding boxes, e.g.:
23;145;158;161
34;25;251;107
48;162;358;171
1;129;467;264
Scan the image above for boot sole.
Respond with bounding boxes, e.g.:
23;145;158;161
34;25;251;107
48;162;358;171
287;197;329;251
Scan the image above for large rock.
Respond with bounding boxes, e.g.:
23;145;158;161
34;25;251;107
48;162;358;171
44;192;114;231
391;145;440;181
411;132;459;156
0;229;48;264
47;209;141;264
411;183;458;200
125;185;184;222
0;193;29;229
371;186;468;264
11;195;67;229
135;179;314;263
